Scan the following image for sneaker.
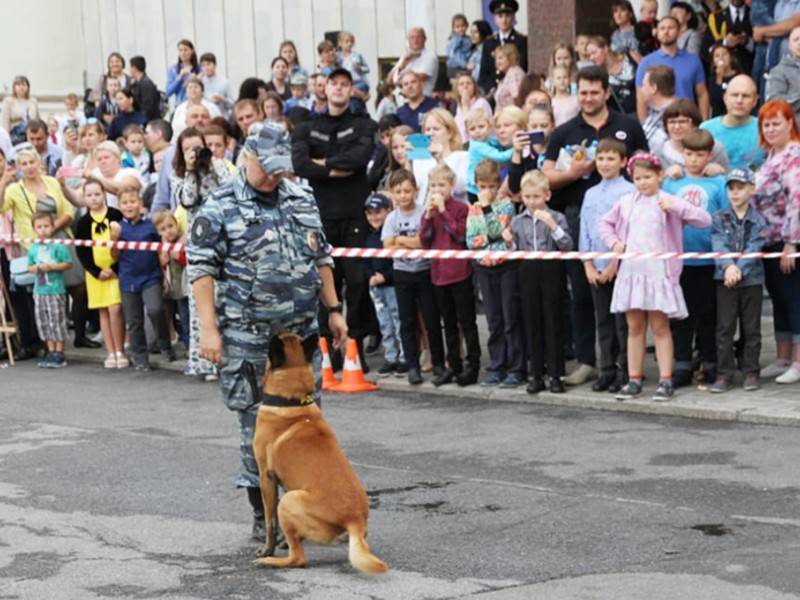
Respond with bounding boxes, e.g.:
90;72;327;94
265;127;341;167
481;372;505;386
709;378;731;394
50;352;67;368
776;366;800;384
652;381;675;402
563;363;598;386
377;362;397;377
499;373;524;388
761;361;790;378
407;368;423;385
183;365;196;376
38;352;54;368
394;362;410;376
743;374;760;392
134;362;152;373
104;353;118;369
115;352;130;369
615;380;642;401
432;368;455;387
165;349;177;362
204;373;219;382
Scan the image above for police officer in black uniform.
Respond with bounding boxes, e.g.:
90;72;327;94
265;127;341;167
479;0;529;95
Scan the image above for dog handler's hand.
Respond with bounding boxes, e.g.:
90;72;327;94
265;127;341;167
329;312;348;349
199;327;223;365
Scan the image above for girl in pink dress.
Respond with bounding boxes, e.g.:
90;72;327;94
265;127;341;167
598;153;712;402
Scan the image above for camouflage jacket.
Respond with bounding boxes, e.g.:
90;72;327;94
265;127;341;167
186;171;333;329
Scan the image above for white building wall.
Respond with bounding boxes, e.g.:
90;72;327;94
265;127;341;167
1;0;529;103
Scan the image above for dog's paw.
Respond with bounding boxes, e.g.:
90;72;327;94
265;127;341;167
253;556;306;569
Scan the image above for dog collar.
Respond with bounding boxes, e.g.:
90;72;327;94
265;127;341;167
261;393;319;408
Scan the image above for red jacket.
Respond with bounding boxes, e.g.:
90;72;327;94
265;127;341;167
419;197;471;286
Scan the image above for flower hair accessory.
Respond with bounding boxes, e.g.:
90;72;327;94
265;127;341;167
626;152;661;177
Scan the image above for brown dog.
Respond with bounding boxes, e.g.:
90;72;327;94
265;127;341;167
251;332;388;573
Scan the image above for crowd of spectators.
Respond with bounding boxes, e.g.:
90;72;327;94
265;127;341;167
1;0;799;398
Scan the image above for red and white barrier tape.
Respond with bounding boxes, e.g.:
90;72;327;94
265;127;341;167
2;236;798;261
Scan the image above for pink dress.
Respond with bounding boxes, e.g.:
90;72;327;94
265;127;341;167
610;193;689;319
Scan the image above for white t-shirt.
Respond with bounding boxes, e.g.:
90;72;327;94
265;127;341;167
394;48;439;97
381;203;429;273
413;151;469;206
91;167;146;208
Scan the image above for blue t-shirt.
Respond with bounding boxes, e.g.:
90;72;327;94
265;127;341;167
663;175;727;265
27;242;71;295
700;116;765;171
396;97;440;133
635;49;705;102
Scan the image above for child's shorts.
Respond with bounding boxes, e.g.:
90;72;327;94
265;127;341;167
34;293;68;341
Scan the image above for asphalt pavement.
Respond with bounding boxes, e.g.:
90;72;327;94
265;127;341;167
1;359;799;599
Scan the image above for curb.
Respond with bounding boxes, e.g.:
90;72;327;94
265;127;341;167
64;348;800;428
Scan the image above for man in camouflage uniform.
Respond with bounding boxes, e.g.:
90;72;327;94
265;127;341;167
187;121;347;539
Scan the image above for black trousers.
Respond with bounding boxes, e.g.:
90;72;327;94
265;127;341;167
716;283;762;378
671;265;717;373
565;209;596;367
434;277;481;373
319;217;378;340
394;270;445;370
519;261;566;379
475;264;526;376
590;278;628;374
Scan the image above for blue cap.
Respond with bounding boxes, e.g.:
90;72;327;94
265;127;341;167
364;192;392;210
243;121;293;175
726;168;755;185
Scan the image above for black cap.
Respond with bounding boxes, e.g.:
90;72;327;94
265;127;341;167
328;67;353;83
364;192;392;210
489;0;519;14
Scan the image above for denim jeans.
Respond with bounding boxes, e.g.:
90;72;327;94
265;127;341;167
369;285;404;364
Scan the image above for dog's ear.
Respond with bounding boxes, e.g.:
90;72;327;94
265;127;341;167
302;334;319;365
268;333;287;370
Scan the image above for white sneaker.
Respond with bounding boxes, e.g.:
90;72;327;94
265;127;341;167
115;352;130;369
564;363;598;386
104;353;117;369
775;366;800;384
761;362;790;378
204;373;219;382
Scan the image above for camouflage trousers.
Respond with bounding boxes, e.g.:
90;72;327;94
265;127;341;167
219;320;321;488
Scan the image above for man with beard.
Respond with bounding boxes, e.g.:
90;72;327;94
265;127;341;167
542;66;648;388
291;67;379;369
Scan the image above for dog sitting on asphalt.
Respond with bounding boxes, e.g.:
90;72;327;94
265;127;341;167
251;331;389;574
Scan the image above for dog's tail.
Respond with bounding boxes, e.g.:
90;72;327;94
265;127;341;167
347;523;389;574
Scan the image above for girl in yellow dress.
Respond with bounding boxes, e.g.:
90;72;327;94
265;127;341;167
75;179;127;368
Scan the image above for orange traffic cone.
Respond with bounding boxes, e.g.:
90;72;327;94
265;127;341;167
330;338;379;393
320;337;340;391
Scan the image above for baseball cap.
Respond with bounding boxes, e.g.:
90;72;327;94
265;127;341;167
289;72;308;86
243;121;293;175
364;192;392;210
726;168;755;185
328;67;353;83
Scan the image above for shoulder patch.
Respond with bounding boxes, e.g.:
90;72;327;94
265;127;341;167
191;217;212;245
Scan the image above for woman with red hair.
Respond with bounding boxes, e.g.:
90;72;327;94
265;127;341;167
753;99;800;384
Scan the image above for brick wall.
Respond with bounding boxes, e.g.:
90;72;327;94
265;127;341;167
527;0;613;77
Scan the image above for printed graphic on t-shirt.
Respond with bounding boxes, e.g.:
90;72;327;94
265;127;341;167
676;183;709;211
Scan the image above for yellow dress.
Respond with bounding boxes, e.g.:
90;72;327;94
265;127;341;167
85;211;122;309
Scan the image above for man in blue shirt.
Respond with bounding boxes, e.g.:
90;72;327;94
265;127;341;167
636;17;710;122
395;72;440;133
701;75;766;171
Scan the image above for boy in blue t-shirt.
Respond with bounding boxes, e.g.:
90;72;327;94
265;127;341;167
662;128;727;387
27;212;73;368
112;187;174;371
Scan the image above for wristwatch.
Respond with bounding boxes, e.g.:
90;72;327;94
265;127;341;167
327;303;344;314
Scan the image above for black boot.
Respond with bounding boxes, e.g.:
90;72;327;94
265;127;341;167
246;487;265;543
